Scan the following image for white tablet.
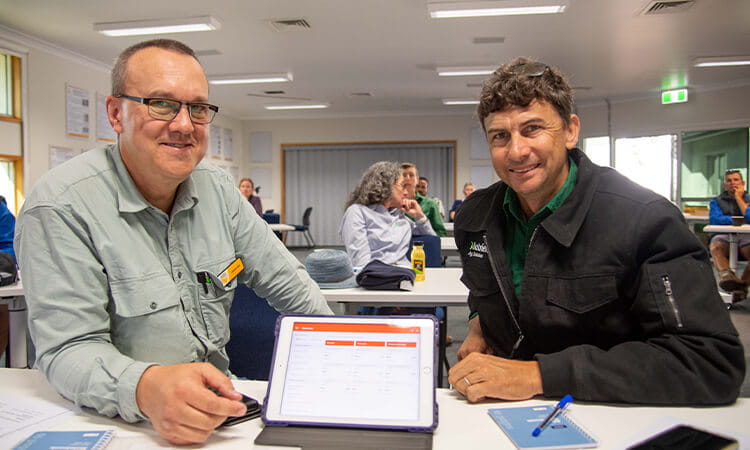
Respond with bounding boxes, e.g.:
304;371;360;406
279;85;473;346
262;315;438;432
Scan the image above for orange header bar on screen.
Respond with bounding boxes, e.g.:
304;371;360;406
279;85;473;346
293;322;420;334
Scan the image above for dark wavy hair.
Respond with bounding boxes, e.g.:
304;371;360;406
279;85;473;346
345;161;401;208
477;57;574;131
111;39;200;96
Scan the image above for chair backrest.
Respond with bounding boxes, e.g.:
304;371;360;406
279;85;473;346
226;284;280;380
302;206;313;226
408;234;442;267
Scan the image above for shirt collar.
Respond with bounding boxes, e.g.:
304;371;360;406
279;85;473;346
109;144;199;214
503;156;578;223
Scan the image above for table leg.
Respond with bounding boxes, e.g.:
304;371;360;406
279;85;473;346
729;233;738;273
438;316;447;388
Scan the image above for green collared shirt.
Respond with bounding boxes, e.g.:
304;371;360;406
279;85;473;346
416;193;447;237
15;144;332;423
503;158;578;297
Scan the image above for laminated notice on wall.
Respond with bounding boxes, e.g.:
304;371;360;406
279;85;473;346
66;84;90;139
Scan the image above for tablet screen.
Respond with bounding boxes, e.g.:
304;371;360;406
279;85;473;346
263;315;437;431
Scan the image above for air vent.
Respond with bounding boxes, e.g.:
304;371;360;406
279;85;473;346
349;92;373;98
473;36;505;44
466;83;483;88
264;90;285;95
640;0;695;15
269;18;311;31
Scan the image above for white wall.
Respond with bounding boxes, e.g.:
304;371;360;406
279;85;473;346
243;114;490;216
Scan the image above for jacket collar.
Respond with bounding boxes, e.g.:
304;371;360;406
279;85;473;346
470;148;599;248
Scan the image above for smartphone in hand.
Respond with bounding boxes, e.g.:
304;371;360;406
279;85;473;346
219;394;262;427
628;425;738;450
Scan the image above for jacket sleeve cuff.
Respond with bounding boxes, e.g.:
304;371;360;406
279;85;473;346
535;352;576;398
117;361;158;422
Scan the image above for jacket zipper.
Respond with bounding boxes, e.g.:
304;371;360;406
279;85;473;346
484;233;525;357
661;275;683;328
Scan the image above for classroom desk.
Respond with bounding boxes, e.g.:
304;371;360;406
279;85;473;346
0;282;27;368
321;268;468;386
683;213;709;226
440;236;457;252
268;223;294;232
703;224;750;273
3;368;748;449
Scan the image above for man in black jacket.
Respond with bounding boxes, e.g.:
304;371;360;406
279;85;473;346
448;57;745;406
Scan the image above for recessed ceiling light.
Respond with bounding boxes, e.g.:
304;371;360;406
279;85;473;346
428;0;569;19
693;56;750;67
209;73;293;85
93;16;220;37
442;98;480;105
437;66;496;77
264;104;329;110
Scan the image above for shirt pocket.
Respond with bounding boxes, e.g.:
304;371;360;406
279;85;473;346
111;273;182;317
196;257;239;346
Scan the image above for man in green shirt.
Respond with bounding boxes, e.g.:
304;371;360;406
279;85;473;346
15;39;332;445
401;162;447;237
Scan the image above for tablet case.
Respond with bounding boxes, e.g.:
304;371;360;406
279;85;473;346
255;425;433;450
261;314;438;433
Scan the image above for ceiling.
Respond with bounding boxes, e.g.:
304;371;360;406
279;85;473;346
1;0;749;120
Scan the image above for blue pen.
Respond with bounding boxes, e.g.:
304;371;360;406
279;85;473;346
532;394;573;437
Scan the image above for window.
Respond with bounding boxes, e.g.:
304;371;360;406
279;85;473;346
614;134;675;200
0;51;23;214
680;127;749;207
582;136;611;167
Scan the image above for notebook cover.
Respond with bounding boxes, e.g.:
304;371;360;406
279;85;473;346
488;405;597;449
12;430;114;450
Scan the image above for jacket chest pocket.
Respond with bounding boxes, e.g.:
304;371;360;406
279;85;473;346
544;275;618;313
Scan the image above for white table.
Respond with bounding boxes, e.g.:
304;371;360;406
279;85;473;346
683;213;709;226
440;236;457;251
322;268;468;386
268;223;294;232
0;281;27;368
2;368;748;449
703;225;750;273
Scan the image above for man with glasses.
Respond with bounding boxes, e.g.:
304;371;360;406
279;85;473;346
448;57;744;406
15;39;332;445
709;169;750;303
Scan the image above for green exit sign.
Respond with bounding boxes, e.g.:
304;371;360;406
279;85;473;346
661;89;688;104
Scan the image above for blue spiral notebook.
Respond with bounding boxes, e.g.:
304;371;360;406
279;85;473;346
12;430;114;450
488;405;597;449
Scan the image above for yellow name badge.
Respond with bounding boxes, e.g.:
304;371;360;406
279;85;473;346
218;258;244;288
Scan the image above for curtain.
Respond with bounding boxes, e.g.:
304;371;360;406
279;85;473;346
284;142;454;247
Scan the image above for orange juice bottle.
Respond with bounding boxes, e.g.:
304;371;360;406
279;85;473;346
411;241;426;281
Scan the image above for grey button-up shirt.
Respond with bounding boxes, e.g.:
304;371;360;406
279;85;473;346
339;203;435;268
15;145;332;422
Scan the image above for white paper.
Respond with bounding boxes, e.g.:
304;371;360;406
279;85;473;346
250;132;273;163
66;84;90;139
222;128;233;160
470;166;495;189
96;93;117;143
210;125;222;159
49;146;79;169
0;395;73;437
470;127;488;160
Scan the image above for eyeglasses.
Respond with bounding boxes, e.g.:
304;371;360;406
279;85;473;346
509;61;549;78
116;95;219;124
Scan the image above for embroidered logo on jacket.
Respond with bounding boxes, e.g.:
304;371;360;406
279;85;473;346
467;241;487;259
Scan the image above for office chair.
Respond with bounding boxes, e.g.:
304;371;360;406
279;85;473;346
289;206;316;248
226;284;280;380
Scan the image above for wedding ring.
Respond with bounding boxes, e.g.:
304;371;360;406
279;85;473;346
464;377;472;386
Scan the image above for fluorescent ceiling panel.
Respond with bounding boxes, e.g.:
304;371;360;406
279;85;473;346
94;16;220;36
442;99;480;105
264;104;329;110
428;0;569;18
209;73;293;85
693;56;750;67
437;66;495;76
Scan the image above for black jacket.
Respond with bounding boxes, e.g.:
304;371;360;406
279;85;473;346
455;148;745;405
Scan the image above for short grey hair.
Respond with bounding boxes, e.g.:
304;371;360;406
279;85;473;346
111;39;200;96
346;161;401;208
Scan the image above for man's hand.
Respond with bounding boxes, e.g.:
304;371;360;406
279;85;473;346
457;316;491;360
401;198;425;220
136;363;247;445
448;353;543;403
